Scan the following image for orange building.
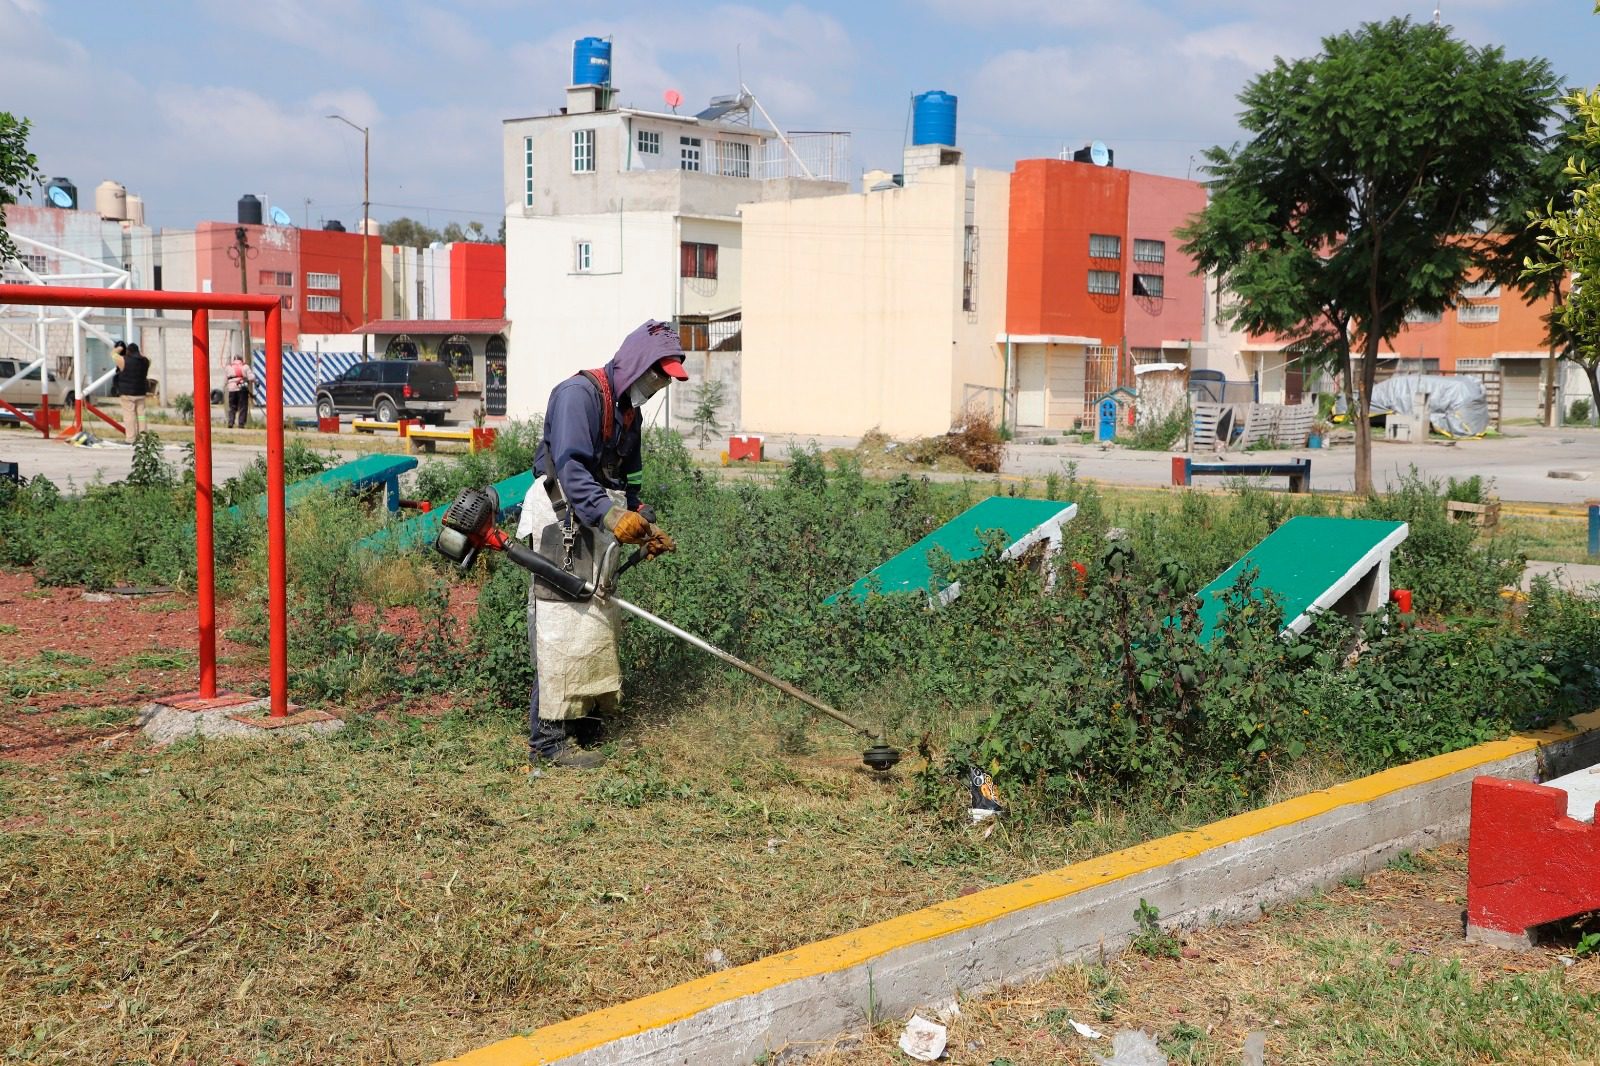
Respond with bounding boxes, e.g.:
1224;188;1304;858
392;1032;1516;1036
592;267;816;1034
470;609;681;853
1243;269;1560;420
1003;159;1207;430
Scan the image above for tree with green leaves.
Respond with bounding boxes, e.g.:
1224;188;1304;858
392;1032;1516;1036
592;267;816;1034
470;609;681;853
379;216;442;249
1523;8;1600;425
1179;18;1560;492
0;112;42;264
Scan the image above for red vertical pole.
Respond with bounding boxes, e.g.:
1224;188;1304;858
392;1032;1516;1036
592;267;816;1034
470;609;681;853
265;304;289;716
192;311;217;698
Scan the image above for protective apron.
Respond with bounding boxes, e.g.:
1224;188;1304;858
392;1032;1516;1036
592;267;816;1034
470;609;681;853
517;476;625;720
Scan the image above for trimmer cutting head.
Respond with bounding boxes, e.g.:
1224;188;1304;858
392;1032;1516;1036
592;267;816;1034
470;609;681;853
862;744;902;772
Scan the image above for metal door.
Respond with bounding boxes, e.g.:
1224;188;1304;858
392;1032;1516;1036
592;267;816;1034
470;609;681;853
1016;348;1045;426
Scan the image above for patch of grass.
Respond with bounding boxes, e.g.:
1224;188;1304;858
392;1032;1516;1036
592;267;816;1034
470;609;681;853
52;704;139;729
117;649;196;671
135;598;190;614
1500;512;1593;565
1;651;107;699
0;623;17;635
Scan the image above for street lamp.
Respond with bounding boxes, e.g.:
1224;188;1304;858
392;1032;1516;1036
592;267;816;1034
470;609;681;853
327;113;370;360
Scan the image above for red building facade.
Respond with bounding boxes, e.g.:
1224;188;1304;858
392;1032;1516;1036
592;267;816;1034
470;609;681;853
1004;159;1207;429
190;221;380;342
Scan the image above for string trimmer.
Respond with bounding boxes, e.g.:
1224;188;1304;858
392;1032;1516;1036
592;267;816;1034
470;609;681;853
433;486;902;772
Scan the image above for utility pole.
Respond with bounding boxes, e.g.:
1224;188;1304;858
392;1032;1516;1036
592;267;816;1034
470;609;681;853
328;114;371;360
228;225;254;362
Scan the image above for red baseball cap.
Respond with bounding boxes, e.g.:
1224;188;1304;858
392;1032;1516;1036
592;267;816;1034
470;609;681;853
657;355;689;381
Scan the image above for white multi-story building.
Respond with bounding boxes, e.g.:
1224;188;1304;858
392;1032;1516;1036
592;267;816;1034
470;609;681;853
501;45;848;424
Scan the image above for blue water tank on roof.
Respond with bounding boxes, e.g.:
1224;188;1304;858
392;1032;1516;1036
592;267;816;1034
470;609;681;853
572;37;612;86
912;90;958;147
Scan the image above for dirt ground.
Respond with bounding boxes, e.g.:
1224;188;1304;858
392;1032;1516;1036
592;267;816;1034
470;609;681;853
798;843;1600;1065
0;571;268;766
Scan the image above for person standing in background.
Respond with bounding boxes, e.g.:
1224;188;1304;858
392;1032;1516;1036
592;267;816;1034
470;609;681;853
224;353;253;428
112;341;150;443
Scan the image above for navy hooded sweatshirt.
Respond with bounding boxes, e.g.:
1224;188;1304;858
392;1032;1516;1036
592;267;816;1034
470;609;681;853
533;320;682;529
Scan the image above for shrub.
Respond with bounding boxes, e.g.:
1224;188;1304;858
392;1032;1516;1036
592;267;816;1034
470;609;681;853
1570;397;1593;424
1124;408;1188;451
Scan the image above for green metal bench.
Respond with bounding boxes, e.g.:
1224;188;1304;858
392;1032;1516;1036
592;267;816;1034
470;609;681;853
356;469;534;554
223;453;419;520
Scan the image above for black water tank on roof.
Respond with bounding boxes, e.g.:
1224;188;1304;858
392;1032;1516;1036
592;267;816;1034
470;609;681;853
323;219;346;232
238;194;263;225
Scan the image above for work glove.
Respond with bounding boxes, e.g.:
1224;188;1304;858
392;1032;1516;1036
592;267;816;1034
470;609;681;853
634;503;657;524
644;526;676;559
609;508;652;545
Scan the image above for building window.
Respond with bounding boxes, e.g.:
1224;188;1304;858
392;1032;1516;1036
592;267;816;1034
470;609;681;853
1457;303;1500;324
1132;273;1164;298
306;271;339;289
1089;234;1122;259
680;137;702;172
524;135;535;207
676;317;710;350
680;241;717;279
306;295;341;312
1459;278;1502;299
716;140;751;178
1133;239;1165;264
962;225;979;312
1087;270;1120;295
1405;308;1444;324
258;269;292;287
572;129;595;173
574;241;593;272
1130;347;1163;365
637;129;660;155
281;295;294;311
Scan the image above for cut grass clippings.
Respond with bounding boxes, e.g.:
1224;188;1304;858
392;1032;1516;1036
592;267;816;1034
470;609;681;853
799;844;1600;1065
0;690;1356;1065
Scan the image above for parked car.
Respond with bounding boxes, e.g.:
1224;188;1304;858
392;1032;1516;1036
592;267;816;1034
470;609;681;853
314;359;458;424
0;358;76;409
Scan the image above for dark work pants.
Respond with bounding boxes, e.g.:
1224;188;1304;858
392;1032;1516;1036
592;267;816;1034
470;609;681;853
527;676;604;758
226;389;249;428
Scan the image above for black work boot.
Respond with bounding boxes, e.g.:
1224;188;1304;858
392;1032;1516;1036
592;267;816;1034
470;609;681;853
529;717;606;770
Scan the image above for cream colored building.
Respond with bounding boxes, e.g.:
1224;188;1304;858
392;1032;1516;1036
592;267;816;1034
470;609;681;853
740;151;1010;437
501;70;847;423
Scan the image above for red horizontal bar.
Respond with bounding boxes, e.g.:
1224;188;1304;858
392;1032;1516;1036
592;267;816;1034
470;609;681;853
0;284;281;314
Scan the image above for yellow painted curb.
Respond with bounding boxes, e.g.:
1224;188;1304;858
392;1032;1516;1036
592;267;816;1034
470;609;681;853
438;710;1600;1066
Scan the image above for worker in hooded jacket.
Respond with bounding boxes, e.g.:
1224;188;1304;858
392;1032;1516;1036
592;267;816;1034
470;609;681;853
516;320;685;768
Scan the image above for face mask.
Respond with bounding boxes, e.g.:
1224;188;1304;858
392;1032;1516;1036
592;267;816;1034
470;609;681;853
626;367;670;407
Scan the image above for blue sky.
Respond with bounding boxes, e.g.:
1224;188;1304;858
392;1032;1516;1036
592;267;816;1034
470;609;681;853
3;0;1597;232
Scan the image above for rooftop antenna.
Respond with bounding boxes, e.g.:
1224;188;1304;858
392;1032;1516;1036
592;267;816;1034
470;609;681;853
741;83;815;180
1432;3;1441;25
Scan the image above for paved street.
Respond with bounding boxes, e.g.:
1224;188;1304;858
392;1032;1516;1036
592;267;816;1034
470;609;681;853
6;421;1598;507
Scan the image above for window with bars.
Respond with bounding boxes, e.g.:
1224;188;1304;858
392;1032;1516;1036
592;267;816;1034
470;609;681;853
306;271;339;289
1405;308;1444;324
637;129;660;155
1133;239;1165;263
572;129;595;173
1087;270;1120;295
680;241;717;279
1459;278;1502;299
680;136;702;172
258;269;293;287
1132;273;1164;298
1089;234;1121;259
717;140;751;178
306;295;341;312
1457;303;1500;324
574;241;593;272
524;136;535;206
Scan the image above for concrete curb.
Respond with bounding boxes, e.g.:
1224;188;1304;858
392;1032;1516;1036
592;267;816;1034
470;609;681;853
437;711;1600;1066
